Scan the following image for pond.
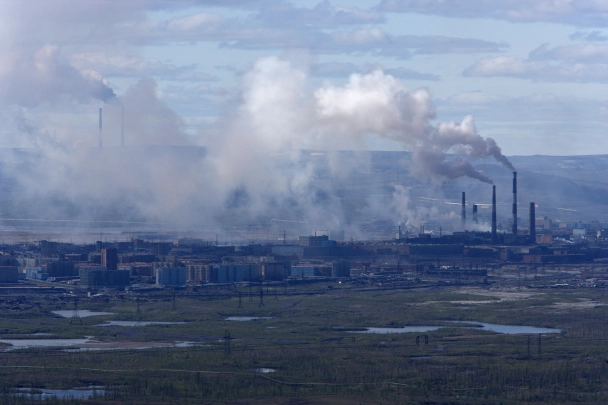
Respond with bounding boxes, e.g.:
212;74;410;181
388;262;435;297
52;310;114;318
64;341;198;352
453;321;561;334
0;337;198;351
353;326;441;334
97;321;186;327
251;368;276;373
12;387;106;400
0;337;93;349
349;322;561;335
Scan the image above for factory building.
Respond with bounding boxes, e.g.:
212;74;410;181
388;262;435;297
0;267;19;283
186;263;209;283
119;263;154;277
46;261;77;277
332;261;350;278
79;267;130;289
260;260;285;281
39;240;58;257
25;267;48;280
101;248;118;270
290;264;332;277
120;253;156;264
299;235;329;246
156;267;187;286
209;264;259;283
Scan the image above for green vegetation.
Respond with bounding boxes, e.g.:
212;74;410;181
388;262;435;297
1;284;608;404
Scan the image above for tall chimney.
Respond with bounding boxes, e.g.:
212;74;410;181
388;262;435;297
529;202;536;243
98;107;103;149
512;172;517;235
473;204;478;225
461;192;466;230
120;104;125;147
492;185;497;244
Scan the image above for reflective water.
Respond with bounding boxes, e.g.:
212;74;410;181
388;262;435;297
0;337;93;349
251;368;276;373
352;326;441;334
226;317;272;321
455;322;561;334
350;322;561;335
98;321;186;327
13;387;106;399
52;310;114;318
63;341;198;352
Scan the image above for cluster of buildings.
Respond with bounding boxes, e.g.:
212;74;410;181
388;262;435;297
0;211;602;292
1;170;608;291
1;235;354;290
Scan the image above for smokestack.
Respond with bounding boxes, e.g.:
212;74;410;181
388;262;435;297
512;171;517;235
529;202;536;243
473;204;478;225
98;107;103;149
120;104;125;147
461;192;466;230
492;185;497;244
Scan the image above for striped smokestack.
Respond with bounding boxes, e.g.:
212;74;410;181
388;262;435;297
512;172;517;235
492;185;497;244
461;192;466;230
530;202;536;243
98;107;103;149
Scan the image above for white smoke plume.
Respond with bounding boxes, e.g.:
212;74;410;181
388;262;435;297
211;57;511;189
0;54;515;238
312;69;514;182
0;45;115;107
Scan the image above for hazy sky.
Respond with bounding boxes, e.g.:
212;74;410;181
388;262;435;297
2;0;608;155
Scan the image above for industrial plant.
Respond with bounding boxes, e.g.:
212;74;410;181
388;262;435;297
0;168;603;292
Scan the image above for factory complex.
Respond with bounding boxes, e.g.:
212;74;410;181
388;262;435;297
0;171;607;296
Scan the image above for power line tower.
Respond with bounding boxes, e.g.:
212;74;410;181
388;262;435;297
136;296;141;320
224;330;231;356
70;296;81;324
258;286;264;308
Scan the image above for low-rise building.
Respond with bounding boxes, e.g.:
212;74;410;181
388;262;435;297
156;267;187;286
79;267;130;289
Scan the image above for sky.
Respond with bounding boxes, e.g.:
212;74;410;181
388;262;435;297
1;0;608;231
2;0;608;156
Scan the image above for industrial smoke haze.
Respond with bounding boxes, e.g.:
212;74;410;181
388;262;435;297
312;68;514;183
0;54;515;235
214;57;513;187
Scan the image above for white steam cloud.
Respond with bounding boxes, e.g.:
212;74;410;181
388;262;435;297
1;55;514;237
1;45;115;107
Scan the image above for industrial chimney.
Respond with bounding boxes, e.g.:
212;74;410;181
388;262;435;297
473;204;478;225
492;185;497;244
512;172;517;235
98;107;103;149
461;192;466;230
529;202;536;243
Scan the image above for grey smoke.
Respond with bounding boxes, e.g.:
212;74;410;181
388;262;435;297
311;65;514;181
0;46;115;107
414;148;493;184
0;55;515;237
